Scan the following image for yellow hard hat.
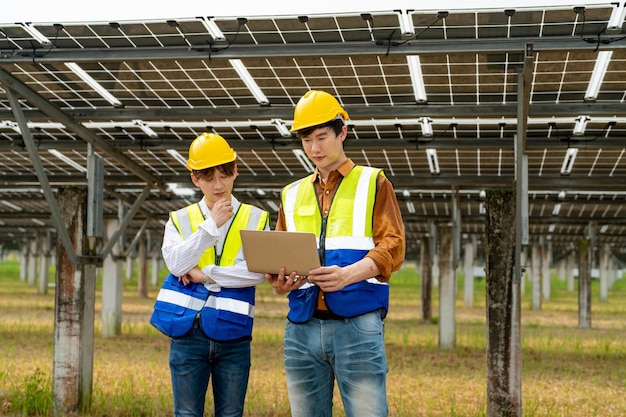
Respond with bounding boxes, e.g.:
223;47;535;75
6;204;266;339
186;132;236;171
290;90;349;132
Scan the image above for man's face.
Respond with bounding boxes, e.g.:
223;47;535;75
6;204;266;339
191;165;238;209
300;125;347;173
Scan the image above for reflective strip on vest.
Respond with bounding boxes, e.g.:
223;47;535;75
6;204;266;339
325;236;374;251
156;288;206;311
351;166;377;237
282;177;309;233
206;295;255;317
282;165;379;244
171;203;204;239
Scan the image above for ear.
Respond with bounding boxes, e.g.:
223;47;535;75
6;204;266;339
233;164;239;179
338;125;348;143
190;172;200;187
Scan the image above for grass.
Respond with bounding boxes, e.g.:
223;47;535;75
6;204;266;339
0;256;625;416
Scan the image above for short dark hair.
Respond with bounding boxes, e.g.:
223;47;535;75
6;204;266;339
295;118;345;138
192;161;236;180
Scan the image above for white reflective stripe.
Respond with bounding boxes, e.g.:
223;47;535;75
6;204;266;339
175;207;193;239
247;206;267;229
283;181;301;232
206;296;255;317
352;166;376;237
366;277;388;285
325;236;374;250
157;288;206;311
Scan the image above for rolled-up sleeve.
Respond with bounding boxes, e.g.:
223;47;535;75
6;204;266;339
366;175;405;281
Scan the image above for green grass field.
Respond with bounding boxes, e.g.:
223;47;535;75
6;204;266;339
0;256;624;416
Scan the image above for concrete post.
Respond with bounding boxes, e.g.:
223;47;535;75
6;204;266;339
438;224;455;351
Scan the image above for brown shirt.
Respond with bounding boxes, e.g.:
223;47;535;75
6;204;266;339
275;159;406;308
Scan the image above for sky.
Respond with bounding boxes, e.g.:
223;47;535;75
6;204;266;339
3;0;609;24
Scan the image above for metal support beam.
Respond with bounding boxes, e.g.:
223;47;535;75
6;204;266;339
510;42;535;417
3;101;626;121
3;36;626;64
99;186;152;259
5;87;79;266
126;218;150;255
0;67;168;195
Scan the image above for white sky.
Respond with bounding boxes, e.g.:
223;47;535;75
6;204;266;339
3;0;610;24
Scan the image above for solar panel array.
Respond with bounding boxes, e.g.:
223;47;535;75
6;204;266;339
1;4;625;261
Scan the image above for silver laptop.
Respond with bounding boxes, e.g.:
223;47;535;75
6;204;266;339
240;230;320;275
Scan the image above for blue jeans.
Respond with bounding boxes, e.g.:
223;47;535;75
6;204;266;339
284;310;388;417
169;320;251;417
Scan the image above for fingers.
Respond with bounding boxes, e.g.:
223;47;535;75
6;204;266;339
266;268;306;295
212;198;234;227
307;266;346;292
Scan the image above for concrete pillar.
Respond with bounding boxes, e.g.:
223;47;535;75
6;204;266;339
531;242;542;310
52;187;93;413
566;252;575;293
125;255;134;280
138;238;148;298
101;219;124;337
520;247;528;297
598;243;610;302
608;255;617;290
28;238;38;286
541;239;552;302
438;224;455;351
463;239;475;308
432;253;440;289
578;238;592;329
19;242;28;281
557;258;566;282
37;234;50;295
420;235;432;322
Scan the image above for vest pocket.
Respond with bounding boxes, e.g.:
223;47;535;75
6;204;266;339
153;300;185;315
149;273;209;337
217;309;250;325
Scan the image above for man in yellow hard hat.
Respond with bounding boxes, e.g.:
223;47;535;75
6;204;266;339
152;132;270;417
266;90;406;417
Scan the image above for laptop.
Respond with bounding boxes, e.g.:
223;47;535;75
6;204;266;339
240;230;320;275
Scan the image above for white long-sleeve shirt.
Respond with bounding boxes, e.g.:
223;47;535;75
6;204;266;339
161;195;267;291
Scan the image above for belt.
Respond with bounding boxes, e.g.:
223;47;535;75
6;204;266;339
312;310;343;320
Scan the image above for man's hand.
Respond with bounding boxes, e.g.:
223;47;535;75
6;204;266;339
306;265;349;292
212;198;234;228
266;267;307;295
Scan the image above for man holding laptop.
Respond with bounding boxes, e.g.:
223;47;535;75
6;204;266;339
265;90;406;417
155;132;269;417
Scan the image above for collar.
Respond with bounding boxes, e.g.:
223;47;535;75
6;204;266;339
309;159;355;183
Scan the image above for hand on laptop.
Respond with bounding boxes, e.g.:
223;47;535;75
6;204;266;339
266;267;308;295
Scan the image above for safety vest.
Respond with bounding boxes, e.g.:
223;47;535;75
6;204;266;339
150;201;269;340
281;165;389;323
